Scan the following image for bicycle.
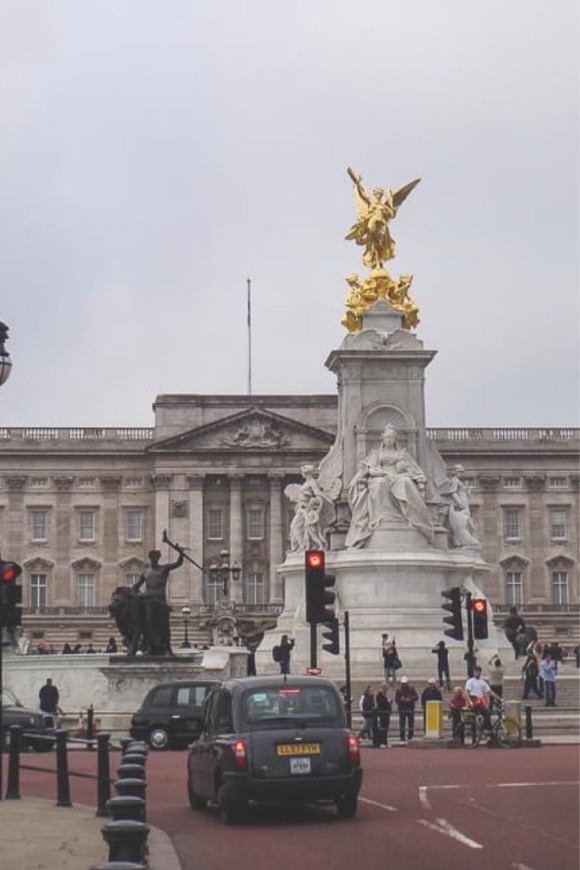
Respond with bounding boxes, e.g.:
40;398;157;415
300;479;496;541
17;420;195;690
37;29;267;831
455;701;522;748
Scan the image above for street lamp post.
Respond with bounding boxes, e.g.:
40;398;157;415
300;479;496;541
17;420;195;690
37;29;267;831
0;322;12;387
180;606;192;649
209;549;241;599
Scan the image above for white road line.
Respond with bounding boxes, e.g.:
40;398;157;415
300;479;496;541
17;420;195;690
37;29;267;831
359;796;398;812
495;781;578;788
418;818;483;849
512;864;537;870
419;786;431;810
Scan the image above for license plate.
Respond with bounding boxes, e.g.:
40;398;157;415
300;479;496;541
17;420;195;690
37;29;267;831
290;757;311;775
276;743;320;756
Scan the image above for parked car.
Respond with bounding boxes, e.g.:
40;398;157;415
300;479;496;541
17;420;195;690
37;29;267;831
186;675;363;823
1;688;56;752
130;679;216;749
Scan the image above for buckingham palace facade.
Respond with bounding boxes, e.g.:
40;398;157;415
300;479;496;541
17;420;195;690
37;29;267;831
0;393;578;649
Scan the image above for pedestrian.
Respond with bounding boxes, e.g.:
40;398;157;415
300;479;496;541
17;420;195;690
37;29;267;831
375;682;392;748
465;666;499;732
432;640;451;688
85;642;96;654
358;685;375;742
487;655;504;710
420;677;443;729
105;637;118;653
540;655;557;707
522;648;543;700
38;678;60;714
62;642;72;654
395;676;418;742
574;645;580;668
277;634;295;675
448;686;468;743
382;634;401;684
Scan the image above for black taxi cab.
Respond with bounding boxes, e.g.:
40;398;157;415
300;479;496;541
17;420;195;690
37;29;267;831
186;675;363;823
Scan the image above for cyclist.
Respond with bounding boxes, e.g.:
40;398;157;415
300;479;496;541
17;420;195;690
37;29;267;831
464;666;501;732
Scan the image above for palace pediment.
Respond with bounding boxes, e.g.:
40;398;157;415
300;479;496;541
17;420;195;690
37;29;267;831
147;408;335;453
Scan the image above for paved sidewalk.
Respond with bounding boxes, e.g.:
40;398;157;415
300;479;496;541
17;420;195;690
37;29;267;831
0;797;181;870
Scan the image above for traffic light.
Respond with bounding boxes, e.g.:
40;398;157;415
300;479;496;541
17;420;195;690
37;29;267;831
441;587;463;641
321;618;340;655
0;560;23;630
305;550;336;624
472;598;489;640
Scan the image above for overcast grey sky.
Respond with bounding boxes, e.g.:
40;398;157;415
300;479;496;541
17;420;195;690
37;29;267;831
0;1;578;428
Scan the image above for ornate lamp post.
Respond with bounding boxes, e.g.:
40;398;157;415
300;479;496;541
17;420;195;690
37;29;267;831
180;606;192;649
0;323;12;387
209;549;241;599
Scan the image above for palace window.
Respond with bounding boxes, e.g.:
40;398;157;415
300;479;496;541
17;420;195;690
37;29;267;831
551;571;569;605
78;510;96;542
503;507;522;540
549;508;568;540
548;477;567;489
207;572;224;605
30;573;47;608
124;510;143;542
247;507;264;541
125;572;141;587
246;570;265;605
30;509;48;542
77;573;95;607
505;571;523;607
207;508;224;541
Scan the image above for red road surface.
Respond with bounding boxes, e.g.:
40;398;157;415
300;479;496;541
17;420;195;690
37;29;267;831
7;745;579;870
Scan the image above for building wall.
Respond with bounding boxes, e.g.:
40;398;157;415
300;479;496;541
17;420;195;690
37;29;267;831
0;401;577;648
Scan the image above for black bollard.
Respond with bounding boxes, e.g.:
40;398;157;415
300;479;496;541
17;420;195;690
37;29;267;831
101;819;150;864
114;778;147;801
90;861;146;870
117;764;145;780
121;753;147;768
96;733;112;818
124;741;148;755
119;738;133;754
524;705;533;739
107;795;146;823
55;729;72;807
5;725;22;800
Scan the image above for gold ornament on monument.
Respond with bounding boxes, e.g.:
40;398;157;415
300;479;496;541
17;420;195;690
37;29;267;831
343;167;421;333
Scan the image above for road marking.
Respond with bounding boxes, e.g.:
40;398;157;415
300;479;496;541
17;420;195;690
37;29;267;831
495;781;577;788
418;818;483;849
419;786;431;810
359;796;398;812
512;864;537;870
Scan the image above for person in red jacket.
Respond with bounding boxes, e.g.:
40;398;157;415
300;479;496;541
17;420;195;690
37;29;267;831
395;677;419;742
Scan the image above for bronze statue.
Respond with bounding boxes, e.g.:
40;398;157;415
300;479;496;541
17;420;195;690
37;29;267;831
133;548;184;655
108;586;145;655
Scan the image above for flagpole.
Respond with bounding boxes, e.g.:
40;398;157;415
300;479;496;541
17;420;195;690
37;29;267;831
246;277;252;395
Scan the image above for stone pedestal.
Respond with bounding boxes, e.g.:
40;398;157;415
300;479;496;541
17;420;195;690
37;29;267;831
256;550;510;681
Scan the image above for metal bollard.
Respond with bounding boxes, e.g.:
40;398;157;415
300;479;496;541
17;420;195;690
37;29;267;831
107;795;146;823
101;819;150;865
6;725;22;800
117;764;146;781
125;741;148;755
55;729;72;807
114;778;147;801
121;753;147;768
96;733;112;818
525;705;533;739
119;738;133;754
90;863;145;870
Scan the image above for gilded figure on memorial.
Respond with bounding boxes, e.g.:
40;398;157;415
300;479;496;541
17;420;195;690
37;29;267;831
345;167;420;270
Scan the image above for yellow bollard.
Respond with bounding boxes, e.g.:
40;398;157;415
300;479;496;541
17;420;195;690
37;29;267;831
424;700;443;738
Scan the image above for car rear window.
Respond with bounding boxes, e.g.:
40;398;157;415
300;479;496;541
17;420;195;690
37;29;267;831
242;686;342;724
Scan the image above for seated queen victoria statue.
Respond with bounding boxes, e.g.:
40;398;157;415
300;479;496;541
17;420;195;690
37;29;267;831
345;424;435;548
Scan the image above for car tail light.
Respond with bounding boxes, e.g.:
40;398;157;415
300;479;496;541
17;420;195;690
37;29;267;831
232;739;248;771
345;733;360;767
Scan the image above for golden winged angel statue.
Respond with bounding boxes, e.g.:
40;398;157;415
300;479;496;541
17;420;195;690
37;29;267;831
345;167;421;270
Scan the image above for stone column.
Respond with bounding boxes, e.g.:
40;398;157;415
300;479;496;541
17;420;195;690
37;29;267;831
525;475;547;602
268;473;285;604
152;474;172;550
229;475;244;603
186;474;205;605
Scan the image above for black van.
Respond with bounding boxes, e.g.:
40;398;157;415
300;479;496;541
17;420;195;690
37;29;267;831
130;680;216;749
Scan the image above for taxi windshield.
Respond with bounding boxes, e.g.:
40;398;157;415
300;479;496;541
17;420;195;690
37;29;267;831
242;686;341;723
